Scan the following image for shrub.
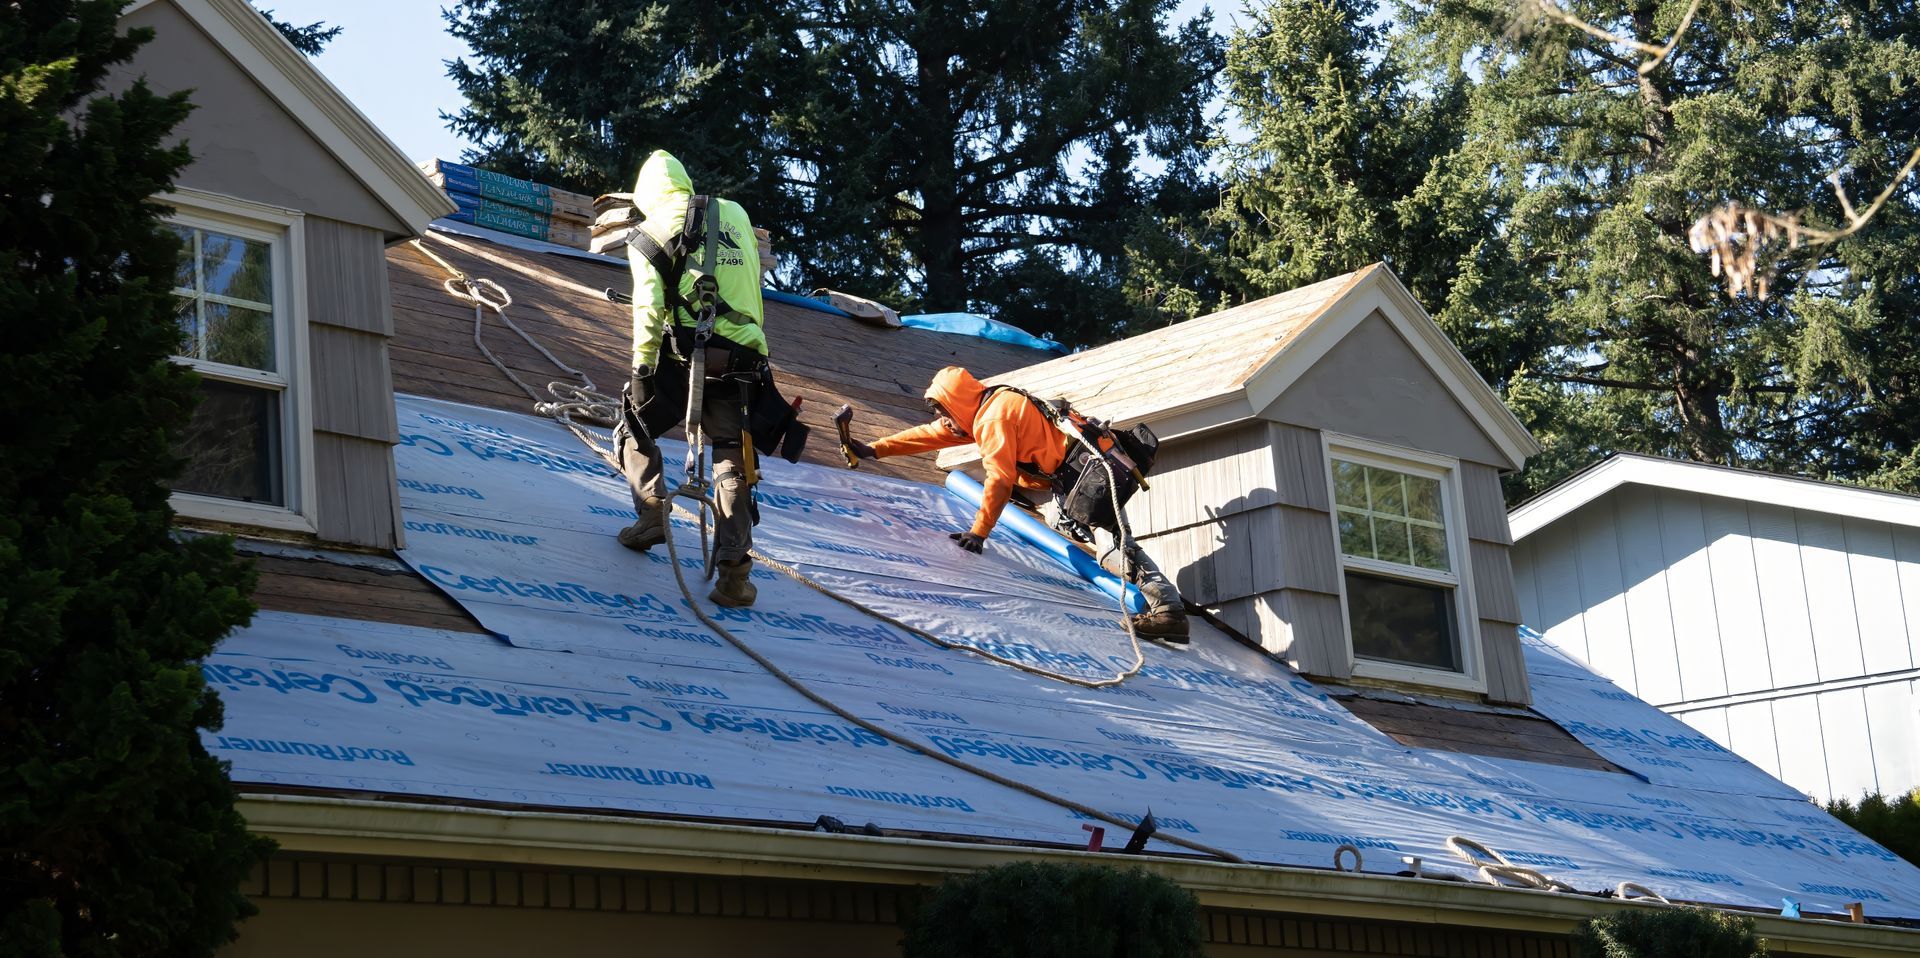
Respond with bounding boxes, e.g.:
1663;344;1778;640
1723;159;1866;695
1573;908;1764;958
902;861;1203;958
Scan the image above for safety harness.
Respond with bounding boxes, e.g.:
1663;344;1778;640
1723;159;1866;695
984;385;1159;543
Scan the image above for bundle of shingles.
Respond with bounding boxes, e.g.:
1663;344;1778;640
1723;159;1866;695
419;159;595;248
590;192;774;277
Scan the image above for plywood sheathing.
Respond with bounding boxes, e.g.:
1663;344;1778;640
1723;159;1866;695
385;235;1042;486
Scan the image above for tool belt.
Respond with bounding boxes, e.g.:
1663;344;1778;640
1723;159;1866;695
633;327;809;463
994;386;1159;543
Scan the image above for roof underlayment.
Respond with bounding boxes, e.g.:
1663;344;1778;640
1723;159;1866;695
204;395;1920;919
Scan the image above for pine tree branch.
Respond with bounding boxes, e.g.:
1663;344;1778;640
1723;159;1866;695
1530;371;1669;390
1690;142;1920;297
1529;0;1701;75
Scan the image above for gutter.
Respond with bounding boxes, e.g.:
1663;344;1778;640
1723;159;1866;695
238;794;1920;957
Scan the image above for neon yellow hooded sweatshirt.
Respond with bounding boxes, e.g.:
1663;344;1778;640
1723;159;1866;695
628;149;767;370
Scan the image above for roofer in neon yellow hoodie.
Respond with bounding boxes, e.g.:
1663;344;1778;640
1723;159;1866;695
613;150;804;609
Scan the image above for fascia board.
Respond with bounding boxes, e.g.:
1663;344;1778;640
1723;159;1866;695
1240;269;1540;470
166;0;458;235
1509;454;1920;541
238;793;1920;956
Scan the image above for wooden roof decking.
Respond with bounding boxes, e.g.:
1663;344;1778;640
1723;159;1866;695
385;232;1045;486
978;265;1377;425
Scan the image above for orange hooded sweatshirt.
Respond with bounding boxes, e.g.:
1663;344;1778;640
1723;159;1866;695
870;366;1066;538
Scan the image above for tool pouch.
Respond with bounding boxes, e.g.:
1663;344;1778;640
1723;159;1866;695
1050;422;1158;542
747;363;809;464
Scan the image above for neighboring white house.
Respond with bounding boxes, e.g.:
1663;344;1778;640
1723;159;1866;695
1508;453;1920;803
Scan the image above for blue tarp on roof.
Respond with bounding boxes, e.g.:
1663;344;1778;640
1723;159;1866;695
201;395;1920;918
900;313;1069;354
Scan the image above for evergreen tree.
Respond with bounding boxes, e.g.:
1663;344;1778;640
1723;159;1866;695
1572;907;1763;958
902;862;1203;958
1826;791;1920;868
442;0;1221;345
1128;0;1545;385
257;7;341;56
1145;0;1920;498
0;3;269;955
1412;0;1920;495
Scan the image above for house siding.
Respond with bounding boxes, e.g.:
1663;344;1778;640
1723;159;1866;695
1512;483;1920;801
1261;312;1516;471
306;217;403;549
115;1;410;237
1135;422;1526;702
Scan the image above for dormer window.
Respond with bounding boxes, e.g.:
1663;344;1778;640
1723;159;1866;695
163;190;315;535
1325;435;1485;692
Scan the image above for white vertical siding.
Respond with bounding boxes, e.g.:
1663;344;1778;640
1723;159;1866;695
1722;700;1783;779
1655;489;1730;700
1701;497;1773;694
1796;513;1864;680
1615;490;1684;704
1892;528;1920;668
1846;518;1913;675
1817;689;1879;800
1514;484;1920;802
1863;679;1920;793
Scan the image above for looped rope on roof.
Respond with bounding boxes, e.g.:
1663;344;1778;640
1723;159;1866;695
1615;881;1671;904
1447;836;1578;892
405;237;1236;862
412;236;621;446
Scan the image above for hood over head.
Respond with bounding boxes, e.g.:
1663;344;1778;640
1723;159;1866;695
925;366;987;436
632;150;693;225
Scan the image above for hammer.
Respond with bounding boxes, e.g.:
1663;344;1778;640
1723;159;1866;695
834;404;859;469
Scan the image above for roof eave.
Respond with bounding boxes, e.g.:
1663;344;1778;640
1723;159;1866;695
240;793;1920;956
135;0;458;237
1509;453;1920;540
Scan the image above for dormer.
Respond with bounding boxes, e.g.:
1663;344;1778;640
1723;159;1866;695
943;264;1541;704
108;0;455;547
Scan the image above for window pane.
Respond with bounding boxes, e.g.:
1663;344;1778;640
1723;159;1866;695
170;225;196;291
1373;518;1413;565
199;229;273;306
174;379;282;505
204;301;275;370
1405;475;1442;523
173;295;200;358
1411;525;1451;571
1337;509;1371;556
1346;571;1459;672
1368;466;1405;516
1333;460;1368;510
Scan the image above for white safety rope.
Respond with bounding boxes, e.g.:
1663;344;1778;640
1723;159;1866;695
406;239;1244;864
1447;836;1579;892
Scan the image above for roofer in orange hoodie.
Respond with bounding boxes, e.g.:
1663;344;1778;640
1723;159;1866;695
846;366;1189;642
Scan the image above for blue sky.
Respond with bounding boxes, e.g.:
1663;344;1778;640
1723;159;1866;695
262;0;1238;168
261;0;477;164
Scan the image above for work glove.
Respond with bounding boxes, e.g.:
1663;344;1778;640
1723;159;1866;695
627;365;654;411
949;531;984;554
847;439;877;461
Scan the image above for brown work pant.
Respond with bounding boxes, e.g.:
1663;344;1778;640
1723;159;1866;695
614;383;753;565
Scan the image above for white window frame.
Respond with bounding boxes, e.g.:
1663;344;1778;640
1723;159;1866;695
1321;432;1485;694
162;188;316;535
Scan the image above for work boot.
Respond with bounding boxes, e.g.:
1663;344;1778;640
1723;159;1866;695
709;558;758;608
617;498;668;552
1130;608;1189;644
